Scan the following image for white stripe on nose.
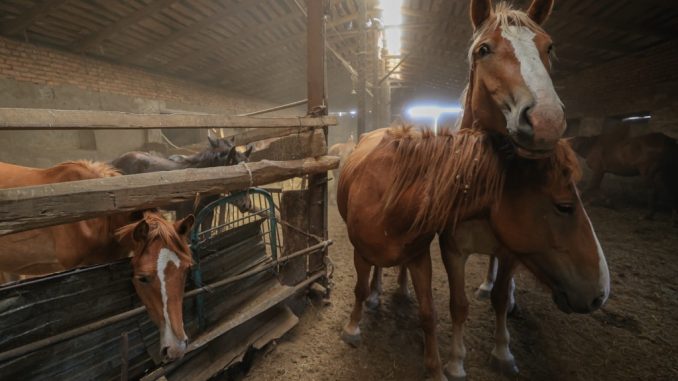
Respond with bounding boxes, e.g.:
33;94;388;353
501;26;562;109
157;248;184;347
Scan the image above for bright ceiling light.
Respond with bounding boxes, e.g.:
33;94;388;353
407;105;462;134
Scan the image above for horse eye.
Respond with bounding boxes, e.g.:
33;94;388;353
135;275;152;284
554;203;575;216
477;44;491;57
547;44;554;55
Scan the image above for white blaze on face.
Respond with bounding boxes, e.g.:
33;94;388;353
157;248;185;349
501;26;562;109
582;209;611;305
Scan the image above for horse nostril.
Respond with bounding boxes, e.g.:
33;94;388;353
161;347;169;360
590;295;604;310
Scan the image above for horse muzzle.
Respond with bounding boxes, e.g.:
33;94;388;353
506;102;566;158
552;288;606;314
161;339;188;363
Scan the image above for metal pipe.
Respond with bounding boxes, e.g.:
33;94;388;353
0;241;332;362
237;99;308;117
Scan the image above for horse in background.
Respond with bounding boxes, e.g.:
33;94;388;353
328;134;355;204
111;135;247;175
569;132;678;224
111;135;253;223
0;160;140;275
116;211;195;362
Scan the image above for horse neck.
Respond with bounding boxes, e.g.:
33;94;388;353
184;151;219;168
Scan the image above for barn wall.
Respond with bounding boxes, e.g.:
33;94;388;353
0;37;285;167
557;40;678;138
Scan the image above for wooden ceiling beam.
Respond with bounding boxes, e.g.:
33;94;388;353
122;0;269;65
1;0;69;35
71;0;179;53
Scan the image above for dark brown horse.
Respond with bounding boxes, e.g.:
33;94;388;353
111;135;253;221
338;127;609;381
568;132;678;223
111;136;249;175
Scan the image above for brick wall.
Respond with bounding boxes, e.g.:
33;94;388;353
0;37;286;166
0;36;272;113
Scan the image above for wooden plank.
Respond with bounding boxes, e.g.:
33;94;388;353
71;0;179;52
249;129;327;162
1;0;69;35
0;156;339;236
0;108;336;131
280;190;312;285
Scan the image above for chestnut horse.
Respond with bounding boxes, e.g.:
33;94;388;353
339;126;609;380
116;211;194;362
568;132;678;223
0;160;137;274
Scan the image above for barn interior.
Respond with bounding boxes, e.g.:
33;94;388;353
0;0;677;380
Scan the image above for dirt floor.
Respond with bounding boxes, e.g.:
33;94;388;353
242;204;678;381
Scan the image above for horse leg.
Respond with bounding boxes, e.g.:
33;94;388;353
440;238;469;381
490;254;520;376
475;255;497;300
408;250;446;381
396;264;411;298
341;250;372;347
365;266;382;309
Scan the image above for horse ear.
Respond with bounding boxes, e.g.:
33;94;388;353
175;215;195;238
470;0;493;30
228;136;236;146
526;0;554;25
133;220;149;242
244;144;253;159
208;135;219;148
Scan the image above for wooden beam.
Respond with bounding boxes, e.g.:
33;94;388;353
0;108;336;130
71;0;179;53
1;0;69;35
0;156;339;236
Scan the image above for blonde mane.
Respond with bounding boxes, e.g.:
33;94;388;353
380;126;505;234
115;211;193;266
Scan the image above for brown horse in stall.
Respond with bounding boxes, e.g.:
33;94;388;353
339;1;611;380
0;161;137;274
0;160;195;361
116;211;195;362
568;132;678;223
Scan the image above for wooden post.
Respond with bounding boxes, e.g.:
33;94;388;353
372;28;381;131
306;0;329;278
356;0;368;137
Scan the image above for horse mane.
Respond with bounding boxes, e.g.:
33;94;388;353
115;211;193;266
63;160;121;178
380;126;505;234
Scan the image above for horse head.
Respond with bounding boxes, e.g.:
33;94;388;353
117;212;194;362
463;0;564;158
490;140;610;313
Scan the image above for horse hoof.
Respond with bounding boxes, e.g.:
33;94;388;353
443;363;466;381
474;288;491;300
508;302;519;317
364;296;380;310
490;355;519;377
340;330;362;348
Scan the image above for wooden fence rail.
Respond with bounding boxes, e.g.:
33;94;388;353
0;108;336;130
0;156;339;236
